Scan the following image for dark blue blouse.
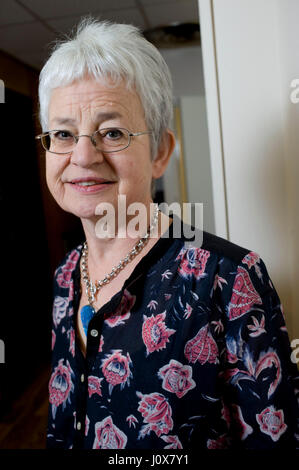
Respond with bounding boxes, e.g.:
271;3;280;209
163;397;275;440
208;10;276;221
47;216;299;449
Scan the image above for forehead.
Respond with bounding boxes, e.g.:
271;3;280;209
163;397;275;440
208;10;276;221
48;76;145;125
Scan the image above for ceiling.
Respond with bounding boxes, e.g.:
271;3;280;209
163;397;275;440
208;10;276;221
0;0;199;71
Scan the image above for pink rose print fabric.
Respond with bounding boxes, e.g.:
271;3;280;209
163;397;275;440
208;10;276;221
227;266;262;320
47;217;299;449
56;250;80;289
176;247;210;280
53;296;68;328
101;350;133;395
136;391;173;438
48;359;74;420
184;324;219;365
93;416;127;449
88;376;103;398
67;328;75;357
230;404;253;441
51;330;56;350
242;251;263;279
158;359;196;398
161;434;183;449
256;406;287;441
104;289;136;328
126;414;138;428
142;311;176;356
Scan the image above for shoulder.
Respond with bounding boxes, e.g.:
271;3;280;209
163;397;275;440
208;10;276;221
175;212;253;267
174;217;272;294
200;231;271;294
201;230;251;266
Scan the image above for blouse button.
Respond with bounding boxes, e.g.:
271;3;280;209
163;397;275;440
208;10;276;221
76;421;81;431
80;374;85;383
90;329;98;337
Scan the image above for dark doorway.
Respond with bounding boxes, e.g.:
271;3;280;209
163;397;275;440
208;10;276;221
0;88;52;418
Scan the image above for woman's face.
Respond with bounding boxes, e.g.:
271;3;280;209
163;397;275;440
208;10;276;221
46;76;172;222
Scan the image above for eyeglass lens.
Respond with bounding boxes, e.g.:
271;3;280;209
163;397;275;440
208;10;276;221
43;128;130;153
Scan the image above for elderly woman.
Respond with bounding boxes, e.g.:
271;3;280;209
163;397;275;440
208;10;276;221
37;19;299;450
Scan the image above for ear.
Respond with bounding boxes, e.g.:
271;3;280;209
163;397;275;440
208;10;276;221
151;129;176;179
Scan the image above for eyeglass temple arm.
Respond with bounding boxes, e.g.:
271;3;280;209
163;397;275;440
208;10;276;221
130;131;152;137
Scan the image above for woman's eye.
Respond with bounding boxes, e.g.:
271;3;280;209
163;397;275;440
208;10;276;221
53;130;73;140
103;128;124;140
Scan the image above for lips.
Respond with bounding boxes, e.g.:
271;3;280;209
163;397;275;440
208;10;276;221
67;176;115;193
69;177;113;185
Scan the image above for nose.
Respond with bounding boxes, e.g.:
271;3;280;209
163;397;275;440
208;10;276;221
69;134;104;167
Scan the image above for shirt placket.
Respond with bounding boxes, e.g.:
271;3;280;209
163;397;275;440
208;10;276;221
72;289;124;449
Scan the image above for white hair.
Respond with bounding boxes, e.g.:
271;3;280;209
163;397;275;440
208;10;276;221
38;17;174;158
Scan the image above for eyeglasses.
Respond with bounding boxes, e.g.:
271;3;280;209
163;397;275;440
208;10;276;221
35;127;152;155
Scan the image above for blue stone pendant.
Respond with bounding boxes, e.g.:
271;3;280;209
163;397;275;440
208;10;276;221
80;305;96;336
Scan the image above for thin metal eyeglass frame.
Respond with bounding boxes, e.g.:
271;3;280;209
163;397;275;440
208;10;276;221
35;127;152;154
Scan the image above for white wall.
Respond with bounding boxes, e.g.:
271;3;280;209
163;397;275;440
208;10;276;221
277;0;299;340
160;46;215;233
199;0;299;339
180;95;215;233
160;46;205;97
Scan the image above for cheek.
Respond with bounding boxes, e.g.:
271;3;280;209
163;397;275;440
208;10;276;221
45;160;54;190
45;157;64;192
126;159;152;185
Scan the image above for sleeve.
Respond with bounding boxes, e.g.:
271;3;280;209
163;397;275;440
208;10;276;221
46;248;79;449
220;252;299;449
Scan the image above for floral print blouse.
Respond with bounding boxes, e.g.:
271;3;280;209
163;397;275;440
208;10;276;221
47;216;299;449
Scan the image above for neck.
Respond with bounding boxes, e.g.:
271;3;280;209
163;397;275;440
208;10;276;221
80;202;171;270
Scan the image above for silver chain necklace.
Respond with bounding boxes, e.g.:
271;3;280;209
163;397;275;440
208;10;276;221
81;204;159;309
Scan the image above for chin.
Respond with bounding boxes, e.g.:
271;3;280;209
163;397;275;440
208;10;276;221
69;206;98;220
56;198;95;219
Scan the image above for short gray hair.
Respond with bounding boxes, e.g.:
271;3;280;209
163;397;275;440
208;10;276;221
38;17;174;158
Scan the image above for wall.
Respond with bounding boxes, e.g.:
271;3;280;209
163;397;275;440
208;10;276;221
180;95;215;233
160;46;205;97
0;50;38;98
199;0;299;339
277;0;299;344
0;50;80;274
160;46;215;232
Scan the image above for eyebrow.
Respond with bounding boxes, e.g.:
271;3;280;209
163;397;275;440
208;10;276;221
51;111;123;127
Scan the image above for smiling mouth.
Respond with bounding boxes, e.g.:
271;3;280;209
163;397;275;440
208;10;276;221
67;179;115;192
72;181;113;187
